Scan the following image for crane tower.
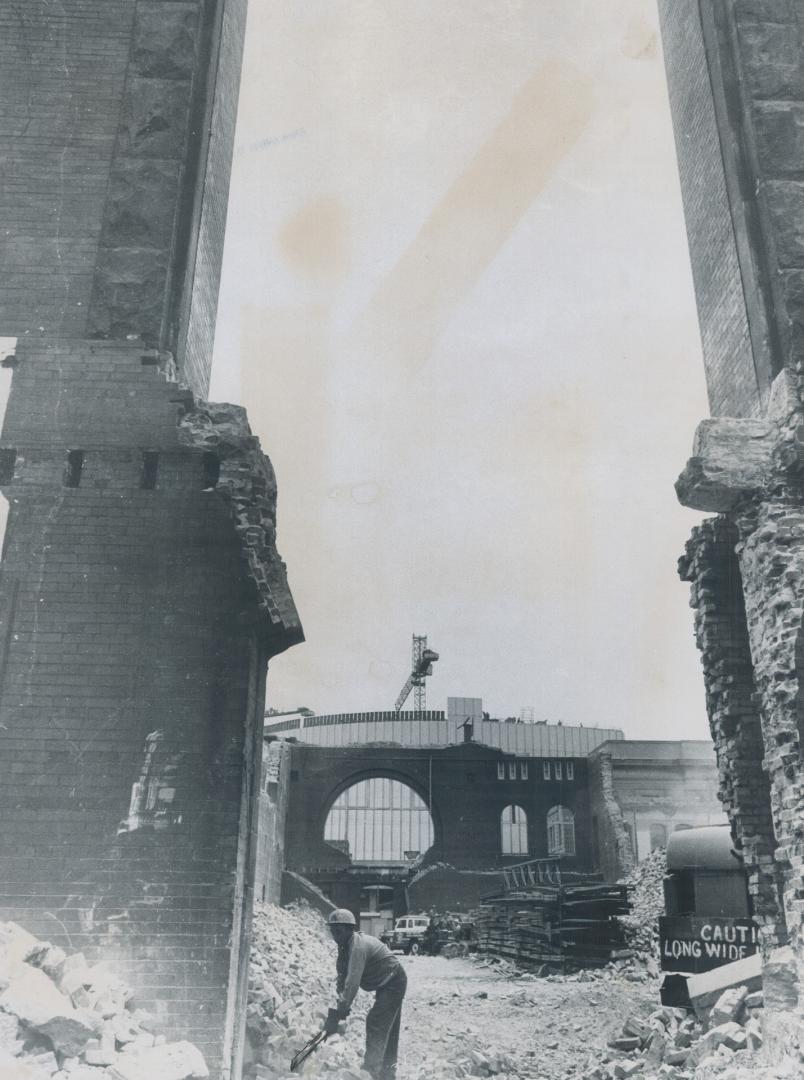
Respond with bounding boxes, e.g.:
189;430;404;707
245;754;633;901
394;634;439;716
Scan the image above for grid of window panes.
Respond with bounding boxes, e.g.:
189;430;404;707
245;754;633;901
501;804;528;854
546;805;575;855
325;778;434;863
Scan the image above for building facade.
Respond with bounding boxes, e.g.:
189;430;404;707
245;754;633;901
588;740;727;881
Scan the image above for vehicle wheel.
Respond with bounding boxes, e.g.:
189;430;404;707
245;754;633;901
409;942;419;956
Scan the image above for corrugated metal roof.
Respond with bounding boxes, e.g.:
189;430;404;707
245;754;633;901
263;711;623;756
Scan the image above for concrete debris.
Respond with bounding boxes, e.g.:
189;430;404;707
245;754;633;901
617;848;667;962
0;920;208;1079
569;978;779;1080
247;901;370;1080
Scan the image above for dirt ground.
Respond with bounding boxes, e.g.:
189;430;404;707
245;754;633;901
392;955;659;1080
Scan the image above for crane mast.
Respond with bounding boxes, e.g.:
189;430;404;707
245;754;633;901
394;634;439;716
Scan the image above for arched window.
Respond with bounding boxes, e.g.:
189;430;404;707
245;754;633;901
324;778;434;864
650;822;668;851
501;805;528;855
547;805;575;856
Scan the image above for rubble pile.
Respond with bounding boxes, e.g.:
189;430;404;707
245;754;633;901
618;848;667;961
246;902;369;1080
0;920;208;1080
572;985;767;1080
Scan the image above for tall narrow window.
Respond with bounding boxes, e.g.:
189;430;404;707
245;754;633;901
64;450;84;488
501;805;528;855
543;761;551;780
508;762;516;780
566;761;575;781
554;761;562;781
520;762;528;780
141;451;159;490
547;805;575;856
497;762;505;780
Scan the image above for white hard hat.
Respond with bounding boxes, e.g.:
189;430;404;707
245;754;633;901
328;908;356;926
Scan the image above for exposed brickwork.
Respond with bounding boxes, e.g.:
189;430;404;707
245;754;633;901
587;751;635;881
678;517;786;949
178;402;302;639
0;339;300;1076
254;741;291;906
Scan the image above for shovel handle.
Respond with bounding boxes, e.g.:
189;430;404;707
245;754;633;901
290;1030;327;1072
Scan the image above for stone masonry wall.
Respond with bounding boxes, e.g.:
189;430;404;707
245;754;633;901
678;516;786;949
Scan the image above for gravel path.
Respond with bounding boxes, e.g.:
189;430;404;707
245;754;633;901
395;955;658;1080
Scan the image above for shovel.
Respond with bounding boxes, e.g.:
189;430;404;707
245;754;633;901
290;1009;340;1072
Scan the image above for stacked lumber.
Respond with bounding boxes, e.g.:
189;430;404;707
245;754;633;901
473;882;629;970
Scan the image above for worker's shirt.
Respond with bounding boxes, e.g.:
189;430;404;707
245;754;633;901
336;933;402;1011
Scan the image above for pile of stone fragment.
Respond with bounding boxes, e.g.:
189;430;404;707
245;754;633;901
0;920;208;1080
617;848;667;962
245;902;370;1080
573;984;765;1080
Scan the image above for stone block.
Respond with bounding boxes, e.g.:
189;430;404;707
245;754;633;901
763;944;799;1010
105;1042;209;1080
103;160;181;249
686;952;762;1019
88;247;169;342
765;182;804;268
687;1021;744;1067
133;3;199;80
709;985;748;1026
676;418;775;512
736;18;804;99
117;77;192;160
753;102;804;178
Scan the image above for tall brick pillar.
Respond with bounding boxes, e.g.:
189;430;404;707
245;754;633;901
0;4;302;1078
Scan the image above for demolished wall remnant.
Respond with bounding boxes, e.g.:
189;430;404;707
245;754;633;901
0;4;302;1078
660;0;804;1037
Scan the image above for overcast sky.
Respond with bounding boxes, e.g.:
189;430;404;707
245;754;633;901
210;0;712;740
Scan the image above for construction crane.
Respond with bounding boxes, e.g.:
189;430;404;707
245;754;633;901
394;634;439;716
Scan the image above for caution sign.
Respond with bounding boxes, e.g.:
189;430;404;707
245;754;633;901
658;916;758;974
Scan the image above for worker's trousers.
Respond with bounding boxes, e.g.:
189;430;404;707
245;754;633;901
364;967;407;1080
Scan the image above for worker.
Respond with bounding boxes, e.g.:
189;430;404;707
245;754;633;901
325;908;408;1080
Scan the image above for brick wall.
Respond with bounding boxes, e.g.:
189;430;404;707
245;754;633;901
0;1;247;397
0;339;290;1076
0;2;133;337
